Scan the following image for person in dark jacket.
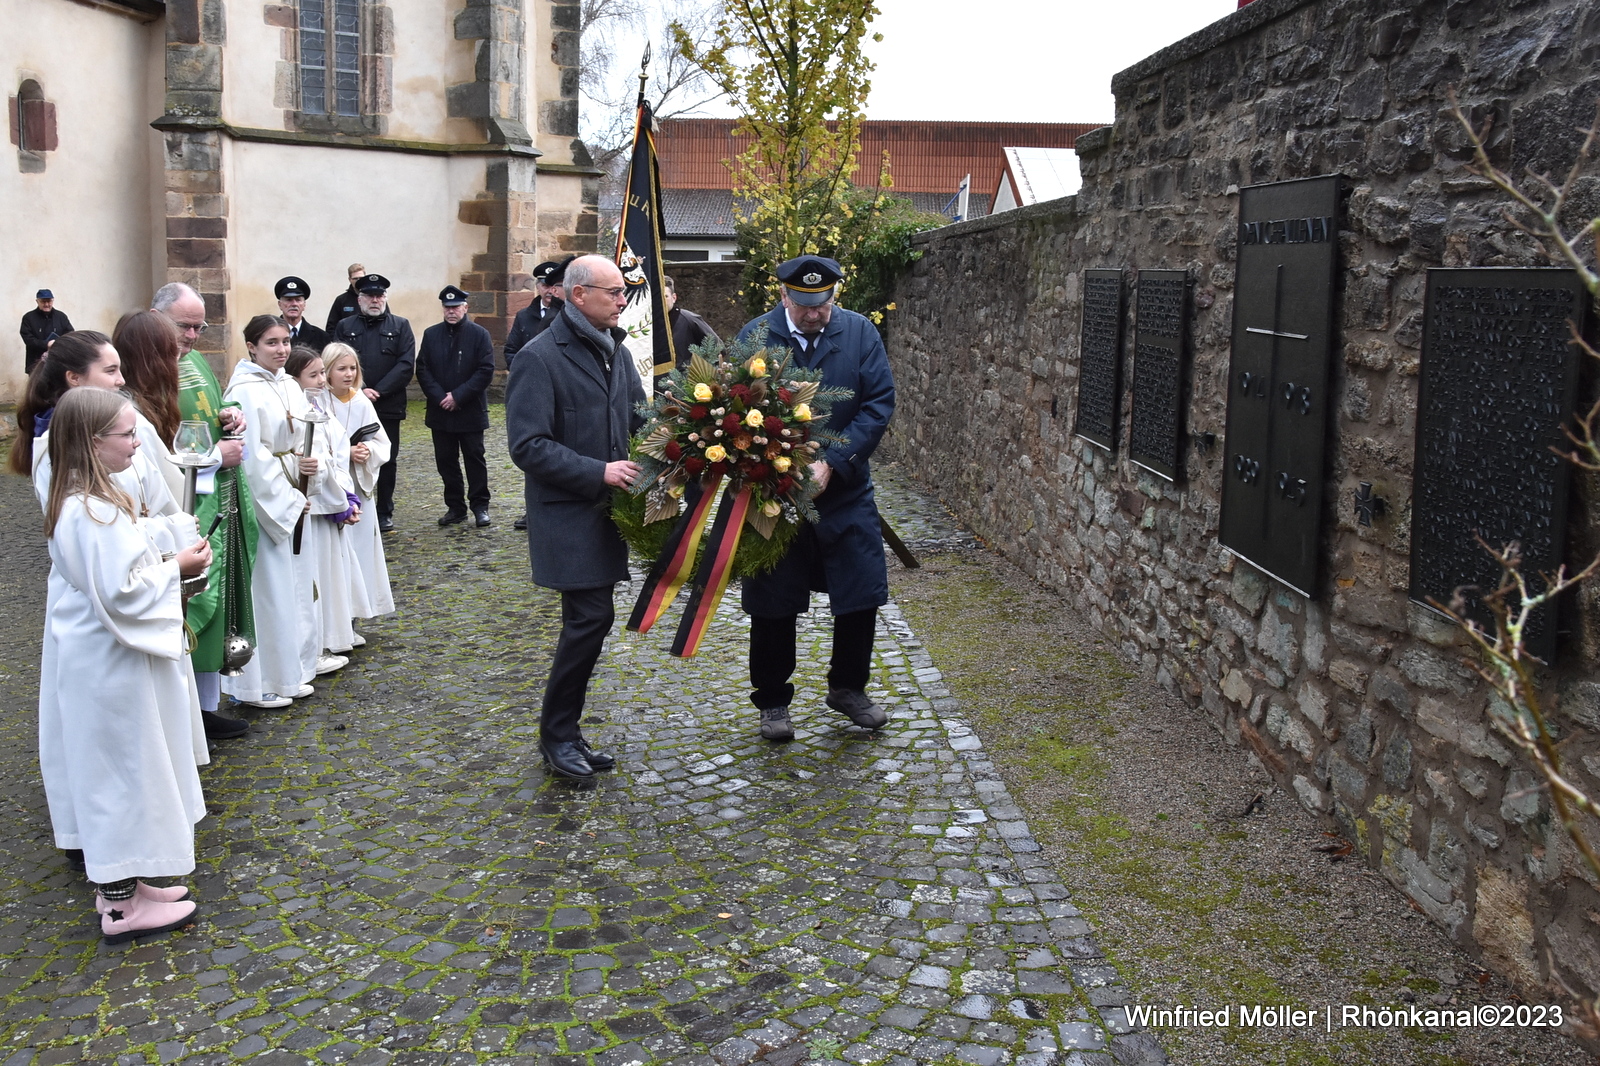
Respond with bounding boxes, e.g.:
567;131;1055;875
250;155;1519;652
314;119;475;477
505;255;644;781
20;289;73;372
418;285;496;527
503;258;567;368
734;255;896;742
334;273;414;532
324;263;364;333
275;276;327;351
663;274;718;372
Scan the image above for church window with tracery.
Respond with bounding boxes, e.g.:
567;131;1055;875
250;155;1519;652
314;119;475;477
299;0;362;116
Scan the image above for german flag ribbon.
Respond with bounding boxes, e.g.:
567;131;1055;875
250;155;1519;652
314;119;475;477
669;485;754;658
626;475;721;634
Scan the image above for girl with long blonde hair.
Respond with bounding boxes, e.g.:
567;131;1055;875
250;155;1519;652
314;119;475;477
38;387;211;943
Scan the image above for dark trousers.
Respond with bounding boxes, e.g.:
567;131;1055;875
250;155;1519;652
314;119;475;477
431;428;489;513
749;608;877;710
541;586;616;742
376;415;402;519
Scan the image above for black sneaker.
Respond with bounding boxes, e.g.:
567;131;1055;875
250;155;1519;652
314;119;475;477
825;688;888;729
759;705;795;741
202;710;250;739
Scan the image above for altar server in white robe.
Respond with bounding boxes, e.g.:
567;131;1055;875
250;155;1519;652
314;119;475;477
16;331;179;520
38;387;211;943
287;347;364;656
325;344;394;620
222;315;322;707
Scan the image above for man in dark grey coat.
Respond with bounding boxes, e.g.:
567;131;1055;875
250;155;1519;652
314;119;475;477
505;255;644;780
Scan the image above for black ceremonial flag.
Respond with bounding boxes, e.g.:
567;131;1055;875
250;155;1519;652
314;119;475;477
615;97;677;389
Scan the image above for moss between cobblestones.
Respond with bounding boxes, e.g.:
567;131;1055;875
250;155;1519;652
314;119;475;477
888;540;1589;1066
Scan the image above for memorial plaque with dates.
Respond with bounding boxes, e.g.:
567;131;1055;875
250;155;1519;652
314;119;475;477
1129;269;1190;480
1410;268;1588;662
1219;174;1340;596
1075;268;1125;451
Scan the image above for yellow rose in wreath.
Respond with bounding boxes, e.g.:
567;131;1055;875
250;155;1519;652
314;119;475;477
762;500;782;517
693;382;713;402
744;409;764;428
772;456;791;473
704;444;727;462
748;357;768;378
793;403;813;422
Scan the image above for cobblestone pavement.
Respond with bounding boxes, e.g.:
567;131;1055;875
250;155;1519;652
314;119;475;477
0;409;1163;1066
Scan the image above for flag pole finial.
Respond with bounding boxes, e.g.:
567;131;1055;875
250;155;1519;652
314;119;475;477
638;43;651;105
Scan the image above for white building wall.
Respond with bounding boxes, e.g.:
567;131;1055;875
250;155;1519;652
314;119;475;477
225;139;488;360
0;0;159;402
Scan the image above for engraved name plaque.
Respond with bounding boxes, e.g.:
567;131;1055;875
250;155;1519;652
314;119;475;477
1219;174;1340;596
1129;270;1190;480
1075;268;1125;451
1410;268;1588;662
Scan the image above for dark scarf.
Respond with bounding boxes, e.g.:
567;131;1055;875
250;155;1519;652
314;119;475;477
562;300;623;376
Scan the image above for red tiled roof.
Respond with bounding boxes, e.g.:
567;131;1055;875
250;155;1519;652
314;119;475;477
657;118;1103;195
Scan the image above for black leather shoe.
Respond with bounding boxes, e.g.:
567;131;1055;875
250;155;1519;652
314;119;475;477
513;514;527;531
540;739;595;780
577;736;615;771
826;688;889;729
474;509;491;528
202;710;249;740
378;516;396;534
438;510;468;527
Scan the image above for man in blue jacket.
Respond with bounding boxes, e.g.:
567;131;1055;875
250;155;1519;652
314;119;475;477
735;255;896;742
418;285;497;527
505;255;644;780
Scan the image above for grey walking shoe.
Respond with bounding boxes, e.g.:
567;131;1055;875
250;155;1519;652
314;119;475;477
759;705;795;741
826;688;888;729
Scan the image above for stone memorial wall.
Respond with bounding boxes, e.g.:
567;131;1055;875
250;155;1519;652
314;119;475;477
883;0;1600;1003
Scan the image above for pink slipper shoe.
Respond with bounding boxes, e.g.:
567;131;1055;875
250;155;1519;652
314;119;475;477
98;894;199;945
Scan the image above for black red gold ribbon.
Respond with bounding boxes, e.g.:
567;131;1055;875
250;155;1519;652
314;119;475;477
626;476;720;634
669;486;753;658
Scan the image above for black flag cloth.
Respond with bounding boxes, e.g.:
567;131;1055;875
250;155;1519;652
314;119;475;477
615;98;677;391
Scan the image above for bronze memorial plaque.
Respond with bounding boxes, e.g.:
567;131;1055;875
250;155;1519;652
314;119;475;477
1129;269;1190;481
1219;174;1340;596
1075;268;1125;451
1410;268;1588;662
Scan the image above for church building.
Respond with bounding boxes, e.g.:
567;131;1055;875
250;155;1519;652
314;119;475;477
3;0;597;396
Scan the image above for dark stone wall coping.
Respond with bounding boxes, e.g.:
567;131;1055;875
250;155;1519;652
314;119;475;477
1110;0;1321;96
910;195;1082;247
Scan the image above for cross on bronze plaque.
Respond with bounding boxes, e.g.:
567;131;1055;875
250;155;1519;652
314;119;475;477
1075;268;1125;451
1410;267;1588;662
1219;175;1340;596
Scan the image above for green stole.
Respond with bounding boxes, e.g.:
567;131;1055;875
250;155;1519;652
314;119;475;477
178;350;260;671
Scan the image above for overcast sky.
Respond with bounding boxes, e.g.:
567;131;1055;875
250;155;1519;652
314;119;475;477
862;0;1240;125
586;1;1244;139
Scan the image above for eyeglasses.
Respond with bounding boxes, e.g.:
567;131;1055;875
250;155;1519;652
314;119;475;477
97;429;139;440
578;285;627;299
176;321;208;334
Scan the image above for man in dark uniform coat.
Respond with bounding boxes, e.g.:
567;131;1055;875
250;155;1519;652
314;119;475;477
324;262;364;333
334;273;415;532
503;258;568;368
734;255;896;742
506;254;644;781
663;274;718;371
275;276;327;351
418;285;496;527
20;289;72;372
